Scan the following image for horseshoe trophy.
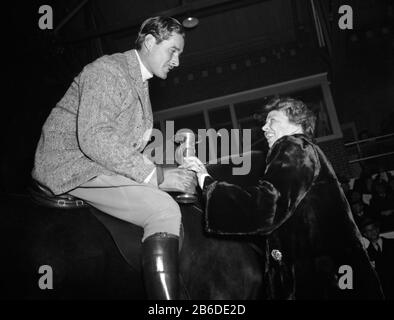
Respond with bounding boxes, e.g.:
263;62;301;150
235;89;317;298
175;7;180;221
174;129;198;204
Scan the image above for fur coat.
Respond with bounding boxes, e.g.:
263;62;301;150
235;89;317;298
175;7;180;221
203;134;383;299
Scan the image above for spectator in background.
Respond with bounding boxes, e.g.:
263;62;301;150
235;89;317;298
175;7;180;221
361;218;394;300
370;181;394;232
353;164;374;195
350;198;378;228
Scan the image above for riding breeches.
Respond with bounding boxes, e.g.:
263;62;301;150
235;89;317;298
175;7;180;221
68;174;182;242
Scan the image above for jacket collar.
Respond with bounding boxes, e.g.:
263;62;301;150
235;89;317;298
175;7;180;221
270;133;313;150
124;50;153;126
134;50;153;82
125;50;145;89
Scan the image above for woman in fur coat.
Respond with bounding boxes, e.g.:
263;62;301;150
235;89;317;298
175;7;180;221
182;97;383;299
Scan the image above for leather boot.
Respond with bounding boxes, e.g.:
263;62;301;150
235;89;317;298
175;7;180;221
141;232;179;300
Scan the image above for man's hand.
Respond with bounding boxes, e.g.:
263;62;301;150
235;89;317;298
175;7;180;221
159;167;197;193
179;156;210;189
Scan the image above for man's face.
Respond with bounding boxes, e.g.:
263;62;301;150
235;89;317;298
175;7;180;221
262;110;302;148
362;224;380;242
351;202;363;214
145;32;184;79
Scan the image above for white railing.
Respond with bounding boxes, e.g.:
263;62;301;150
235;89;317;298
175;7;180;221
344;133;394;164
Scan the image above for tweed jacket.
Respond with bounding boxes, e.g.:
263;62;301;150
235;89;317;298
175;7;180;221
203;134;383;299
32;50;156;195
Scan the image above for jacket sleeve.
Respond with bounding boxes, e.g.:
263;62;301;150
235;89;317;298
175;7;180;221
203;136;319;235
76;65;155;183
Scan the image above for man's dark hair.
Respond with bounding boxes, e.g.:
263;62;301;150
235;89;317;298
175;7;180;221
265;97;317;138
360;217;381;231
135;16;185;50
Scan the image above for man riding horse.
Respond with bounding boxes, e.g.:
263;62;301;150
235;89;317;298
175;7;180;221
32;16;195;300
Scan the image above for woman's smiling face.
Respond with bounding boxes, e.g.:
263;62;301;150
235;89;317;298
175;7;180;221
262;110;303;148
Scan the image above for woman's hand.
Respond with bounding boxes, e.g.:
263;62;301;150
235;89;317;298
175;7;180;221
179;156;208;175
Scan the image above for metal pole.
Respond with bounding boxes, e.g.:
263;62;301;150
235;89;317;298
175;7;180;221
348;151;394;164
344;133;394;147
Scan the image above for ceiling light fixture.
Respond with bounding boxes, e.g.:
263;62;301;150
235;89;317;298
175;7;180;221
182;16;199;28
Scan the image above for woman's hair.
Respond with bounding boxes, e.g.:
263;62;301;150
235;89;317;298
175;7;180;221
135;16;185;50
265;97;317;138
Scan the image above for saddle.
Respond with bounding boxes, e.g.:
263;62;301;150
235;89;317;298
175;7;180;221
28;180;184;274
29;180;89;209
29;179;145;271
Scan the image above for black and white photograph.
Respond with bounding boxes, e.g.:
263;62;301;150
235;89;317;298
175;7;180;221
1;0;393;307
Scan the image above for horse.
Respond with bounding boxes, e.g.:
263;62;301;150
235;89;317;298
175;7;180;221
0;151;267;300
